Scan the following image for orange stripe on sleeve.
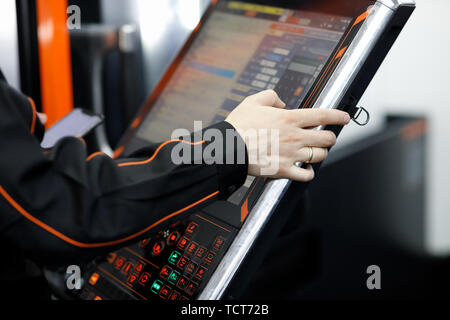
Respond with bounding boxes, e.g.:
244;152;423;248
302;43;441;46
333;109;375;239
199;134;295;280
0;184;219;248
27;97;37;134
87;140;206;164
118;140;206;167
113;145;125;159
86;152;106;162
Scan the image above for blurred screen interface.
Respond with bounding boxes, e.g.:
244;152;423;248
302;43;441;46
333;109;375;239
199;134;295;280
137;1;351;143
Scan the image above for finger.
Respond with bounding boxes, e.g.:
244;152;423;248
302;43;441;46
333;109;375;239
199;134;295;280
37;112;48;125
299;129;337;148
297;147;328;164
250;90;286;109
286;164;315;182
293;108;350;128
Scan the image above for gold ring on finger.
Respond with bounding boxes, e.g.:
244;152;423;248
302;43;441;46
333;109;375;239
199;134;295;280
306;147;314;164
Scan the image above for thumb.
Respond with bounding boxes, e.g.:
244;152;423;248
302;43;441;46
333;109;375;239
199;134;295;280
37;112;48;125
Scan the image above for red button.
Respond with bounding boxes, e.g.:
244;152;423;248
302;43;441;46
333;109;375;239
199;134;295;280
177;237;190;251
89;273;100;286
185;281;199;296
167;231;180;246
195;246;207;260
160;265;172;280
127;273;139;286
212;236;226;251
152;241;165;256
177;256;190;270
106;252;117;264
159;285;172;299
169;290;181;300
134;261;146;273
186;242;198;256
186;222;199;235
139;238;150;248
121;262;134;275
185;262;198;276
195;266;208;281
177;276;189;290
114;257;125;270
204;251;216;265
139;272;151;286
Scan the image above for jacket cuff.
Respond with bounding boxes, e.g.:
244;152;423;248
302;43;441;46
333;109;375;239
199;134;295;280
208;121;249;200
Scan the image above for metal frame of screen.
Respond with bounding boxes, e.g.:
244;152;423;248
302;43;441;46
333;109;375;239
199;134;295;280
198;0;416;300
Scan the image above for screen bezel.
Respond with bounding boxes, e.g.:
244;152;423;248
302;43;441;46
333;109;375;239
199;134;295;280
114;0;375;158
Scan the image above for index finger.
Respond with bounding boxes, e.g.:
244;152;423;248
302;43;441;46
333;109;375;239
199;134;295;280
292;108;351;128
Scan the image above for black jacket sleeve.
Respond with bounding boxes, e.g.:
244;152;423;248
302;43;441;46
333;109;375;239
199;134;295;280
0;77;248;266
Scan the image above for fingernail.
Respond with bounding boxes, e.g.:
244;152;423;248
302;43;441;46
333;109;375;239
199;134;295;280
344;114;351;124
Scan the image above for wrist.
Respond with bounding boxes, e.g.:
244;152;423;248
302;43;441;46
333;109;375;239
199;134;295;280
210;121;249;199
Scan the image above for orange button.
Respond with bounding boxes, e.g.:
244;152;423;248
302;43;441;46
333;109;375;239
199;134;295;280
139;238;150;248
139;272;151;286
127;273;139;286
114;257;125;270
177;256;190;270
195;266;208;281
160;265;172;280
159;285;172;299
177;237;190;251
122;262;134;275
152;241;165;256
169;290;181;300
106;252;117;263
195;246;207;259
186;222;199;235
212;236;226;251
177;276;189;290
186;242;198;255
135;261;146;273
204;251;216;265
88;273;100;286
167;231;180;246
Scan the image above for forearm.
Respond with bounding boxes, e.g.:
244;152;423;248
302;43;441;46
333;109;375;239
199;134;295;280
0;79;247;266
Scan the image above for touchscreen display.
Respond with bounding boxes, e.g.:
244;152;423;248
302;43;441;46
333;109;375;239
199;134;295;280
136;1;351;143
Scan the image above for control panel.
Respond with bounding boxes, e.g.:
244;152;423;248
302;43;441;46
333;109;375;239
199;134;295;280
69;0;416;301
78;213;237;300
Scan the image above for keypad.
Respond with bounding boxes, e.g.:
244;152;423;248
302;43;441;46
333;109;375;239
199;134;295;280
78;214;235;300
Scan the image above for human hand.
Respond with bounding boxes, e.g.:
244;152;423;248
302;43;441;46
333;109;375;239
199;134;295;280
225;90;350;182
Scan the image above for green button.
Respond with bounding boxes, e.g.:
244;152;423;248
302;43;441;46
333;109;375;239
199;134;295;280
168;251;182;265
151;280;163;294
168;270;180;285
